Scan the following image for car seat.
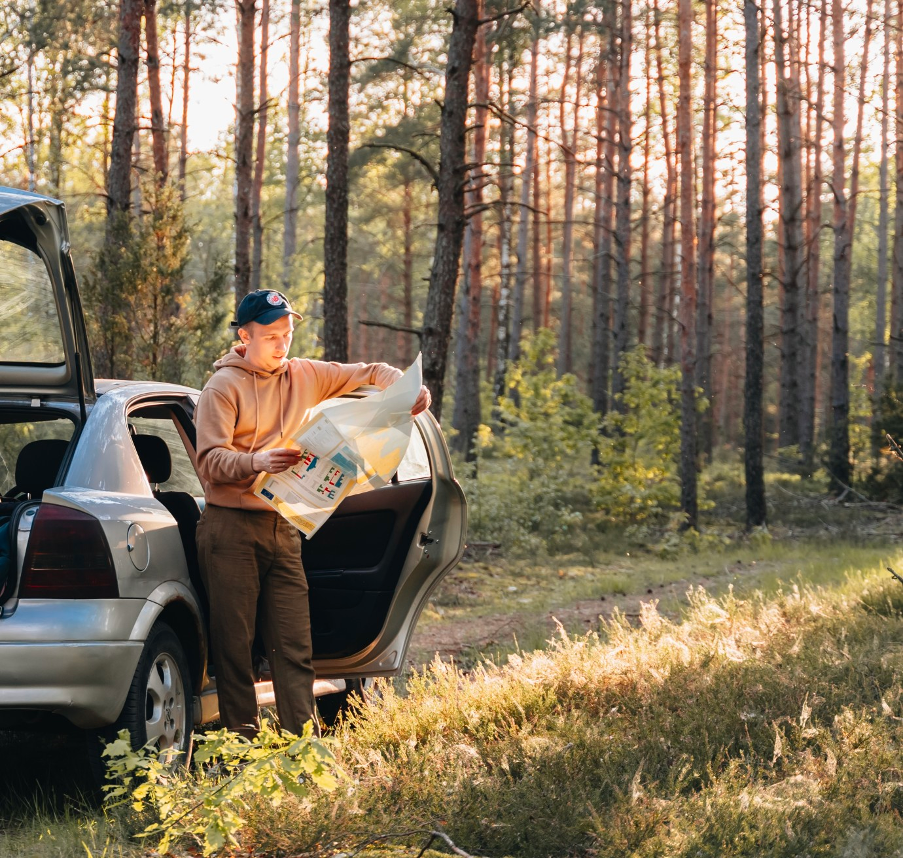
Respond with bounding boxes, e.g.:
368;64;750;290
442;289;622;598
132;434;208;620
7;438;70;499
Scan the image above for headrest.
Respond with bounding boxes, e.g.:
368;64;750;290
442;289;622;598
15;439;69;497
133;434;172;486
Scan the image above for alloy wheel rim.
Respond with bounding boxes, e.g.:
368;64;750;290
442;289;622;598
145;651;186;760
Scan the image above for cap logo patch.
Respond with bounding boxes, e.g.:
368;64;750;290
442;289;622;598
267;292;283;306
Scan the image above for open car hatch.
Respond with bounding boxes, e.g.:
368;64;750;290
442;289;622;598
0;188;95;405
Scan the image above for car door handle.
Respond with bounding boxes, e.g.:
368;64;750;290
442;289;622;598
418;532;437;546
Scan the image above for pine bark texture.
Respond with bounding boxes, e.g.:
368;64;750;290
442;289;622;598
773;0;805;450
250;0;270;292
590;51;611;419
695;0;716;456
509;33;539;365
828;0;851;490
677;0;697;528
556;31;580;377
744;0;766;527
178;4;191;199
611;0;633;407
106;0;142;222
888;0;903;385
234;0;256;311
144;0;168;186
283;0;301;291
451;9;488;458
422;0;480;420
323;0;351;361
874;0;891;399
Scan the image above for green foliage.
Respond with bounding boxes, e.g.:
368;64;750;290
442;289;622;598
460;329;599;554
102;720;342;856
83;186;191;381
593;346;683;522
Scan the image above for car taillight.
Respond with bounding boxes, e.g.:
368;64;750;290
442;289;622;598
18;504;118;599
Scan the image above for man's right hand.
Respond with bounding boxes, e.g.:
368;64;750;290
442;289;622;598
252;448;302;474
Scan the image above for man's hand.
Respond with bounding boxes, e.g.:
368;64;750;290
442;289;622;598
252;448;302;474
411;385;431;416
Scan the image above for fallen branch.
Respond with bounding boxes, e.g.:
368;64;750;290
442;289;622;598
885;433;903;461
888;567;903;584
345;827;486;858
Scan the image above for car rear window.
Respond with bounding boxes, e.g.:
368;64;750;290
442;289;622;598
0;240;66;365
0;414;74;493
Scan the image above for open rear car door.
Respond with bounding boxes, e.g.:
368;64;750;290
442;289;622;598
304;403;466;679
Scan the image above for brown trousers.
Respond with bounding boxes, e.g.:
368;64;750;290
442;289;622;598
197;504;318;738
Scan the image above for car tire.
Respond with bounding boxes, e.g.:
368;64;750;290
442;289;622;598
87;622;194;786
317;677;372;730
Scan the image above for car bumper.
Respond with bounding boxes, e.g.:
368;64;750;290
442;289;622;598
0;599;146;728
0;641;143;728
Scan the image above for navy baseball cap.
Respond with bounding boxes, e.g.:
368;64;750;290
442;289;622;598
234;290;303;327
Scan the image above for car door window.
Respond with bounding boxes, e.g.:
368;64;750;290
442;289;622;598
396;425;430;482
129;411;203;496
0;240;66;364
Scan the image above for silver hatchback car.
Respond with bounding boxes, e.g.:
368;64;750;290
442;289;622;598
0;187;466;763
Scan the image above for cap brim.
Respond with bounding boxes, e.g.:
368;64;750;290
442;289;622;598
247;308;304;326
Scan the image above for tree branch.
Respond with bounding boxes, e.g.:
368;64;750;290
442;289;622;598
478;2;530;25
358;318;423;340
357;143;439;186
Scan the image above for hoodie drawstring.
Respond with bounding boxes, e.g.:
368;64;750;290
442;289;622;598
249;373;261;454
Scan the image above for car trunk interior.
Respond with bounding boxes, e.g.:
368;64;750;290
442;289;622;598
0;409;76;604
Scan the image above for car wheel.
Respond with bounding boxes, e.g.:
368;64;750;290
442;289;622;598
317;677;373;730
88;622;194;786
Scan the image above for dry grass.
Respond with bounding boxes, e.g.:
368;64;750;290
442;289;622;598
236;563;903;858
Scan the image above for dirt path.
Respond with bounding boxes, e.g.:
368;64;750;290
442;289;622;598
405;558;770;670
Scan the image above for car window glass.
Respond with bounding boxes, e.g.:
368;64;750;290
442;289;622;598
397;425;430;482
0;416;74;493
130;414;204;496
0;240;66;365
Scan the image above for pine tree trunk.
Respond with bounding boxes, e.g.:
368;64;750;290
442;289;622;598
532;130;542;331
890;0;904;385
283;0;301;290
421;0;480;420
323;0;351;360
144;0;167;186
774;0;805;450
800;0;827;465
178;4;191;200
638;4;652;350
556;31;580;377
590;51;612;419
402;175;414;363
874;0;891;404
234;0;257;310
653;0;676;366
493;55;515;401
107;0;142;223
451;8;488;458
611;0;633;407
828;0;851;491
677;0;697;528
509;32;539;365
695;0;716;458
744;0;766;527
250;0;270;292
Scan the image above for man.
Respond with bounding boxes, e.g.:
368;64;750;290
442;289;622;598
195;289;430;738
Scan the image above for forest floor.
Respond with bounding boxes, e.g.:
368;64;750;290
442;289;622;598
0;471;900;857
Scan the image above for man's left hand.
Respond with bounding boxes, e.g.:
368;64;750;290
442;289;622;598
411;385;431;416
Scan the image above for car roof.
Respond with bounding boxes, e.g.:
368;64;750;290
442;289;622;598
0;186;63;217
95;379;201;397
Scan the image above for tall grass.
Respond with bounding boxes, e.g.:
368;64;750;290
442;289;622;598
244;567;902;857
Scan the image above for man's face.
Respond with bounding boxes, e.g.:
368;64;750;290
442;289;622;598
238;315;294;371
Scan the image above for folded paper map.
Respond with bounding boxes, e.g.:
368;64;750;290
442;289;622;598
251;354;423;538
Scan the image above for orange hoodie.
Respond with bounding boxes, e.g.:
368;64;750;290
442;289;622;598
195;345;403;510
